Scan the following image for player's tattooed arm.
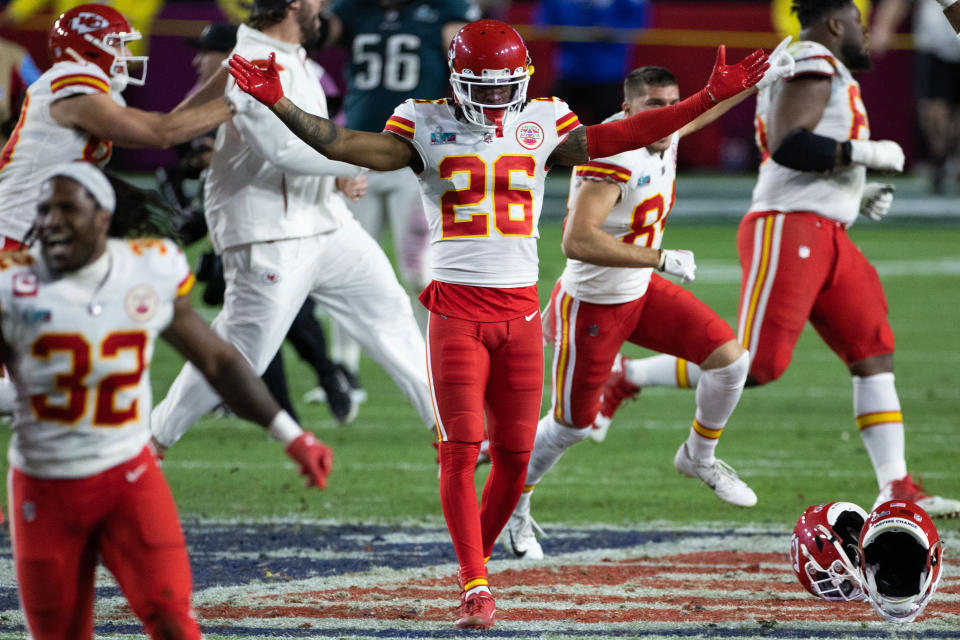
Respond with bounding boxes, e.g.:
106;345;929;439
271;97;418;172
547;126;590;167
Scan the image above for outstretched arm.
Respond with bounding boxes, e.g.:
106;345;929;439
160;294;333;489
549;45;770;167
229;53;415;172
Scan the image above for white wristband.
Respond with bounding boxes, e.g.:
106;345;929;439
268;410;303;445
938;0;958;9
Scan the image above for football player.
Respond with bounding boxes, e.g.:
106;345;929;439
0;4;232;414
229;18;775;629
1;164;332;640
317;0;481;394
608;0;960;519
501;45;798;558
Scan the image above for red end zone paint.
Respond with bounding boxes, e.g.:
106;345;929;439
193;550;959;626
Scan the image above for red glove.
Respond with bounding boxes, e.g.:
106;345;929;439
285;432;333;489
229;52;284;107
704;45;769;104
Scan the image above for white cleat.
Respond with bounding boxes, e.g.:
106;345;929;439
501;512;545;560
674;442;757;507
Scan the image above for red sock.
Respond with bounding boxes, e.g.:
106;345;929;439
480;445;530;559
439;440;486;586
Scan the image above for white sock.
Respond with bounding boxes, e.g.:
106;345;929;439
513;487;533;517
687;352;749;462
525;414;591;487
626;354;702;388
853;373;907;488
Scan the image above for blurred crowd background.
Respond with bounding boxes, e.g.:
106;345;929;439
0;0;944;186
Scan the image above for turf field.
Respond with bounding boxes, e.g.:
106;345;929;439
0;208;958;638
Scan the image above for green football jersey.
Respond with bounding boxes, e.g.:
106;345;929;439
333;0;480;132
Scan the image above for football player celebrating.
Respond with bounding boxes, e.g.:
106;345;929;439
1;164;333;639
0;4;232;413
617;0;960;519
501;46;797;558
229;19;774;629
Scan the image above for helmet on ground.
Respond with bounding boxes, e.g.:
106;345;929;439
789;501;868;601
48;4;148;91
447;19;531;134
859;500;943;623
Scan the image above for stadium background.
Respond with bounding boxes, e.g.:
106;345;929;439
0;1;958;638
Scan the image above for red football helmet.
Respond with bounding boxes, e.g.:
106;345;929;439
859;500;943;623
448;20;531;133
48;4;148;90
789;502;868;602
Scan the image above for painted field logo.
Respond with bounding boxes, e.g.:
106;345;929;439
516;122;544;150
1;522;955;639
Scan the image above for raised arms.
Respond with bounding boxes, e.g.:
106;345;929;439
229;53;416;172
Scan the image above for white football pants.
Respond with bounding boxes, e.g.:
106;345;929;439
330;168;428;372
151;219;434;447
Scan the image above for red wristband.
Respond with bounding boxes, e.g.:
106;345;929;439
586;88;714;159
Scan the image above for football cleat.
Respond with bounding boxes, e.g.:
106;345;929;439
674;442;757;507
501;511;544;560
873;475;960;519
590;354;640;443
316;368;357;424
455;591;496;629
303;364;367;407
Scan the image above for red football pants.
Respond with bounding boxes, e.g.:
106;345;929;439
9;447;201;640
547;274;734;427
427;312;543;585
737;211;894;384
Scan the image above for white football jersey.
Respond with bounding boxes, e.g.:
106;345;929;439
561;115;678;304
750;41;869;225
0;61;124;243
1;238;193;479
385;97;581;287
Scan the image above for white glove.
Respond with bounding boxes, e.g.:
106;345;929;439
859;182;895;221
848;139;905;172
755;36;795;92
658;249;696;283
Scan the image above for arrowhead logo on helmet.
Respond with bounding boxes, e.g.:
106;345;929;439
447;20;532;137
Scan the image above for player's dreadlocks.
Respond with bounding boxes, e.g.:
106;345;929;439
23;171;178;247
623;67;678;101
792;0;854;29
103;170;178;239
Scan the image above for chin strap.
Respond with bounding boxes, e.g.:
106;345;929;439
483;108;505;137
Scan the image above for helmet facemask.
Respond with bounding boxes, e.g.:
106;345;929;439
66;29;148;92
450;66;529;136
798;522;867;602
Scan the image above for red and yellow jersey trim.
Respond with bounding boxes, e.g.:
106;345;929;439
384;115;415;139
575;161;631;183
50;73;110;95
176;272;195;297
556;113;580;137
